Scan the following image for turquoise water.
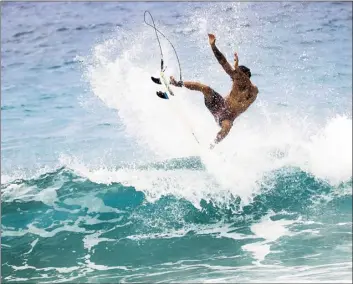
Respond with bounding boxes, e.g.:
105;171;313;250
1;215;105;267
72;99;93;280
1;2;352;283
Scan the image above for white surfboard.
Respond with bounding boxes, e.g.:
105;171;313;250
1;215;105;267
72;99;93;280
151;72;175;99
160;72;175;97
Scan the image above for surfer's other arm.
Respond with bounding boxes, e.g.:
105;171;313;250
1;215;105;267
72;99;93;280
214;120;232;145
208;34;234;77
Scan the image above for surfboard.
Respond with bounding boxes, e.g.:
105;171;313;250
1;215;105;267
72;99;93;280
151;72;174;99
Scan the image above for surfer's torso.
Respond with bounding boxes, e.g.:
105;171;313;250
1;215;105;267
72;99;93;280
226;72;258;118
206;69;258;126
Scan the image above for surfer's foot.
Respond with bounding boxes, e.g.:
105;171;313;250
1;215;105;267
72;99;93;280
170;76;183;87
169;76;178;86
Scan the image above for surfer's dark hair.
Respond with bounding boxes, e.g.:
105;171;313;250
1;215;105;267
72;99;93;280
239;65;251;78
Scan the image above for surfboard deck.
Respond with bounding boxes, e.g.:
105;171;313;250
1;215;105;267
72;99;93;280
151;72;174;99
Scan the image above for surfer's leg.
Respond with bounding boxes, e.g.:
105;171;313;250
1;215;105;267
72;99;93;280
183;81;224;107
170;76;224;117
182;80;226;120
170;76;212;95
183;81;213;96
170;76;213;100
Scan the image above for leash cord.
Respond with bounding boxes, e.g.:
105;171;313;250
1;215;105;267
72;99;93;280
144;11;199;145
144;10;182;81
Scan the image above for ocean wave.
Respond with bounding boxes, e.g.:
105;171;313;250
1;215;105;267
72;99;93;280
2;163;351;282
2;162;351;220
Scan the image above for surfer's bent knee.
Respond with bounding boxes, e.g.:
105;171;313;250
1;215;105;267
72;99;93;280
202;85;213;96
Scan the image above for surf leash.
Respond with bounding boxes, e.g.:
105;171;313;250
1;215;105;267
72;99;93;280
144;11;200;146
144;10;182;82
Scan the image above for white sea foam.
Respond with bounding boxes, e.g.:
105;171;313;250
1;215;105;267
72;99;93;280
2;3;352;284
77;11;352;208
242;213;296;262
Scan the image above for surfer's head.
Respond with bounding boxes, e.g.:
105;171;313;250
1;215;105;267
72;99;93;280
239;65;251;78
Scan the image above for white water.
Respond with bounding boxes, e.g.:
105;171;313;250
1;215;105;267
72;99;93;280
77;19;352;208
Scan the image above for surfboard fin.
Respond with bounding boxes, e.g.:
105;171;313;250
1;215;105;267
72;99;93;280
151;76;162;85
156;91;169;99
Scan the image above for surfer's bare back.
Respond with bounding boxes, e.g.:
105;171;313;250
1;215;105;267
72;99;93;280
170;33;259;148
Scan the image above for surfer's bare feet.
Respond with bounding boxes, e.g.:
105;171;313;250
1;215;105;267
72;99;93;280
170;76;183;87
170;76;177;86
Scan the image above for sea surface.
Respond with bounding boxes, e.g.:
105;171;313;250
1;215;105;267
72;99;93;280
1;2;352;283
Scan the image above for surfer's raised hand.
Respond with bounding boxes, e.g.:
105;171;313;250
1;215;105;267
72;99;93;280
208;34;216;46
234;52;239;67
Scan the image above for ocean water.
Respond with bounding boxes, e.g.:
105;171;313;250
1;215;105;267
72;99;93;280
1;2;352;283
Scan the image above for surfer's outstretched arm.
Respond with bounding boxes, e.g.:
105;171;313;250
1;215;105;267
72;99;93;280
214;120;232;145
208;34;234;77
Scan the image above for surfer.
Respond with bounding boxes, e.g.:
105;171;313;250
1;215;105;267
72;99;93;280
170;34;259;148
